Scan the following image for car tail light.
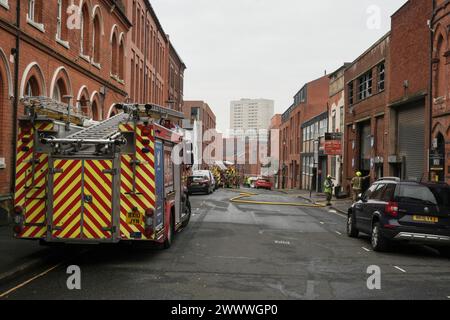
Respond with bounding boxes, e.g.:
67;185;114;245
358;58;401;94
385;202;399;217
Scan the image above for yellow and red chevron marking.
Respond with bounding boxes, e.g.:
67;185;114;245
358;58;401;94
83;160;113;239
15;122;53;239
119;124;156;240
52;160;83;239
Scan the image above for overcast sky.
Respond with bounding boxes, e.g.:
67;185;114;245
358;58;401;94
152;0;408;133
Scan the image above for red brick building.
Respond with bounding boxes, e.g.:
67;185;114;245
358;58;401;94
0;0;130;209
167;41;186;113
279;75;329;189
327;64;349;188
430;0;450;182
343;33;390;192
0;0;185;220
386;0;433;182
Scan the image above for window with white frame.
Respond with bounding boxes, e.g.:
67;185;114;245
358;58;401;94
28;0;36;21
358;70;373;101
0;0;9;10
377;62;385;92
56;0;62;39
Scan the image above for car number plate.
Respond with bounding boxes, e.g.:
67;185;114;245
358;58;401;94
413;215;439;223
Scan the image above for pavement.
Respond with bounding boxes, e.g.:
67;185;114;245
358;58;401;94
0;189;449;300
278;188;353;215
0;225;54;284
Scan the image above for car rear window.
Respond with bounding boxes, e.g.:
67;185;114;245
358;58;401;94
189;176;207;182
395;185;438;205
427;185;450;208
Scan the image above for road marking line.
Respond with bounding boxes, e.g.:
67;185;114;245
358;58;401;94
447;296;450;299
362;247;371;252
275;240;291;246
0;262;63;298
320;222;325;225
394;266;407;273
329;210;337;213
335;231;342;236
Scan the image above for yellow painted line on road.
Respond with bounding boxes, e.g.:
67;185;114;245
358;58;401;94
0;262;63;299
229;192;326;208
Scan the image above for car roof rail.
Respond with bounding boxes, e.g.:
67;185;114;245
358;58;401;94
376;177;401;182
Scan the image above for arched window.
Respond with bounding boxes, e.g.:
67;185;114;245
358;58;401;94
52;78;68;103
25;76;40;97
92;15;101;63
111;33;118;75
119;39;125;79
91;100;99;121
435;35;446;99
79;93;90;116
80;4;90;56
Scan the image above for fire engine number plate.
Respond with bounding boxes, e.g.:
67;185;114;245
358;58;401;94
127;212;143;225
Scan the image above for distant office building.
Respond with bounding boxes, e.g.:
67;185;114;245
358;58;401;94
230;99;275;139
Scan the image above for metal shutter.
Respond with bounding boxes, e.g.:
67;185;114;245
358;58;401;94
398;103;425;181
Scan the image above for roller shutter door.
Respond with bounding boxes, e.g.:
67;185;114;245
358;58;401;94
398;103;425;181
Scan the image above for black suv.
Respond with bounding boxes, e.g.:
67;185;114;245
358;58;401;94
347;177;450;255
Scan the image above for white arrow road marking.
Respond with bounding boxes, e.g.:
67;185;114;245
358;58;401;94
335;231;342;235
394;266;407;273
320;222;325;225
362;247;371;252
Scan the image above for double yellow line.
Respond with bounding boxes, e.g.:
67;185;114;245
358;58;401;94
229;191;327;208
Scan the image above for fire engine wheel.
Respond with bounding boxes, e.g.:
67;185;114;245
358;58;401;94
163;213;175;249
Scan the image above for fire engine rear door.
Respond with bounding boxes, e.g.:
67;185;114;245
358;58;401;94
51;159;83;239
82;160;114;240
50;159;114;240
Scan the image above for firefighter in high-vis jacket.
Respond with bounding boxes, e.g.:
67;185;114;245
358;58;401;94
351;171;370;202
324;175;334;206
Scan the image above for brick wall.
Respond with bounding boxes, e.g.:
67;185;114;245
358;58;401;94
279;75;329;189
343;33;390;192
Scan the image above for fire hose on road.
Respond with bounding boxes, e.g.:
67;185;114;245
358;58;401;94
229;191;327;208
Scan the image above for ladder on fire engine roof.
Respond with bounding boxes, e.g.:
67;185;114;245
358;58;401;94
21;96;89;126
66;112;129;140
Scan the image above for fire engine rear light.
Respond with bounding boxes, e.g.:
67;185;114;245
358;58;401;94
13;225;23;234
145;208;155;217
385;202;399;218
142;127;151;136
144;227;154;238
21;125;32;135
14;206;24;215
13;206;25;235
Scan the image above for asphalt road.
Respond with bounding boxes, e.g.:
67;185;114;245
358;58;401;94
0;189;449;300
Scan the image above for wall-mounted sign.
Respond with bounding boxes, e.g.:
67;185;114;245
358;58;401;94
325;133;343;156
0;158;5;169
